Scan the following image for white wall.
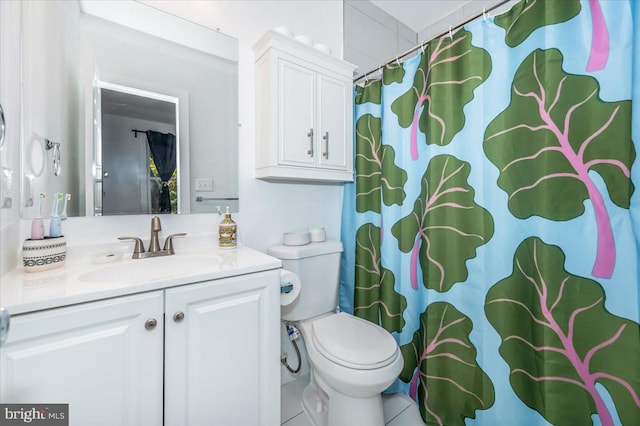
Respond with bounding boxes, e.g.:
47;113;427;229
344;0;416;79
0;1;22;276
21;0;83;219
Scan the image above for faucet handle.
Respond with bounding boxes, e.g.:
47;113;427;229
163;233;187;254
118;236;146;259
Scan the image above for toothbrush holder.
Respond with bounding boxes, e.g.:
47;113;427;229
22;236;67;272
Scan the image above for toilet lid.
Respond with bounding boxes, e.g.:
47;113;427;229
311;313;399;370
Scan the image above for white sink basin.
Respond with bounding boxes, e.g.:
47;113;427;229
78;255;221;284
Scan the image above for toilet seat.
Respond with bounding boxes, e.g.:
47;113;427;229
311;313;399;370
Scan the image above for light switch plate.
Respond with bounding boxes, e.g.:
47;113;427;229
195;178;213;192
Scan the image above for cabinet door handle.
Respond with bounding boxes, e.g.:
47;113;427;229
322;132;329;159
173;311;185;322
0;308;10;346
307;128;314;157
144;318;157;330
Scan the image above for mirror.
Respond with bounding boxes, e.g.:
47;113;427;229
98;84;179;215
20;0;239;218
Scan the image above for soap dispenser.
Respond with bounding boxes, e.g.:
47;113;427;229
218;207;237;249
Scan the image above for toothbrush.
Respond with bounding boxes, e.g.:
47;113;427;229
51;193;62;217
30;193;46;240
61;193;70;220
49;193;63;237
37;192;45;218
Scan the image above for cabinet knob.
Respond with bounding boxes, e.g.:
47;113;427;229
144;318;158;330
173;311;185;322
307;128;314;157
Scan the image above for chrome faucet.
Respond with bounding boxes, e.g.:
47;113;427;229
118;216;186;259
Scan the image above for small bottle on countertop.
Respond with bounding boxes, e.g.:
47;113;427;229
218;207;237;249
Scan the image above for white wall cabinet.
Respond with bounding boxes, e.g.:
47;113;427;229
254;31;356;182
0;270;279;426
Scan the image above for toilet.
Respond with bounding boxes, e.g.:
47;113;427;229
268;241;403;426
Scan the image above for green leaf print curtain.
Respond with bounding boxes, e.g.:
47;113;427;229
339;1;640;425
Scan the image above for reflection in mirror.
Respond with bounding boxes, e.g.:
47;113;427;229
20;0;239;219
97;84;179;215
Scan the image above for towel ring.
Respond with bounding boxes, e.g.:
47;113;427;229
45;139;61;177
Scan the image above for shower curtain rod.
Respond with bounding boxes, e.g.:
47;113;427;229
353;0;512;83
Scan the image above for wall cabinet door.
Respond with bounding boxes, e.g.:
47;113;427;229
317;74;348;170
0;292;164;426
164;271;279;426
279;59;316;167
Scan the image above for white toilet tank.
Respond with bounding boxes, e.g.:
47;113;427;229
268;241;343;321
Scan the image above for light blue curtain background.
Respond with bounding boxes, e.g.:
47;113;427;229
340;1;640;425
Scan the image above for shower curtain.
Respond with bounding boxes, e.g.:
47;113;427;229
340;1;640;425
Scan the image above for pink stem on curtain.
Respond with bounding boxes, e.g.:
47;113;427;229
411;96;429;160
409;369;420;399
533;81;616;278
587;185;615;278
586;0;609;72
410;237;420;290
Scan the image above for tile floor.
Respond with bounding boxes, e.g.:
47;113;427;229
281;375;424;425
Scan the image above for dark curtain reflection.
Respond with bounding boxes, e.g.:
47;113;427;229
145;131;176;213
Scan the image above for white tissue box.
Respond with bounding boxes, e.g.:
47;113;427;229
22;236;67;272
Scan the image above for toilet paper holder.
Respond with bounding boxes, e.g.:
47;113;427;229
279;269;301;307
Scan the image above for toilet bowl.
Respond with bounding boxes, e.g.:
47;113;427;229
268;241;403;426
296;313;403;426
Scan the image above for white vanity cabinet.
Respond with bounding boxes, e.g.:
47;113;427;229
0;291;165;425
0;270;280;426
164;271;279;426
254;31;356;182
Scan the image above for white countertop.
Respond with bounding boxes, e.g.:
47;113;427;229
0;233;282;315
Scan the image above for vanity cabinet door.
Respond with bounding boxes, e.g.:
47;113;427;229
0;291;164;426
164;270;280;426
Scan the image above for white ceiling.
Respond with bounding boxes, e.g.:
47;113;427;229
371;0;471;32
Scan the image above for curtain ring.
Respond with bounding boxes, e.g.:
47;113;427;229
482;6;491;21
420;42;426;54
449;25;453;40
395;55;401;66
